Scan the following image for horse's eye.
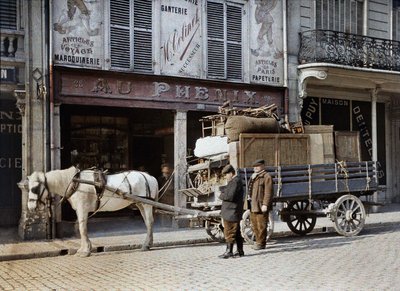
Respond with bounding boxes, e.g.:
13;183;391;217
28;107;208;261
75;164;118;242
31;185;40;194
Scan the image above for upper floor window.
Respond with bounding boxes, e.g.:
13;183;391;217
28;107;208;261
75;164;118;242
316;0;363;34
0;0;17;30
110;0;153;72
207;0;243;80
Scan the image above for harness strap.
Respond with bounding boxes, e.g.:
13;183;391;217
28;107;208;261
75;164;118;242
139;172;151;199
93;170;107;212
58;169;81;207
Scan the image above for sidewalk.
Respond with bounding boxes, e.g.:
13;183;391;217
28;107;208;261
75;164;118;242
1;204;399;262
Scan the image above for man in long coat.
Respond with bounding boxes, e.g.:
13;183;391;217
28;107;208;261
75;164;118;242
248;159;273;250
219;164;244;258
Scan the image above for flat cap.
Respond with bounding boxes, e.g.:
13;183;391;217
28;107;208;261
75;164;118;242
221;164;235;175
252;159;265;166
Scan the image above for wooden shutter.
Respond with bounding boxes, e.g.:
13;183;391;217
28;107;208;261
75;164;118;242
0;0;17;29
133;0;153;72
110;0;131;69
227;4;242;80
207;1;225;78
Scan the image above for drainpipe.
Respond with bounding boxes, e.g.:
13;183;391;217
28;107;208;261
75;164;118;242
283;0;288;122
371;87;379;211
45;0;56;239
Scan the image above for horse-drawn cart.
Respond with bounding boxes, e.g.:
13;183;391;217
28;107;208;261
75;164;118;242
239;160;379;243
177;160;379;245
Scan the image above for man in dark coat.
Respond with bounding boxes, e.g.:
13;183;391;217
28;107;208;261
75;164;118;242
248;159;273;250
218;164;244;258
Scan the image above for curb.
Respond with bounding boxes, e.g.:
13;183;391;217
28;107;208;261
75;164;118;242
1;221;398;262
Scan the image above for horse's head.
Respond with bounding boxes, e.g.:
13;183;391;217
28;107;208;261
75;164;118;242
27;171;48;211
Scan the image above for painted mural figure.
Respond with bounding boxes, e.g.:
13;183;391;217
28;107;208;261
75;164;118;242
251;0;282;59
53;0;99;36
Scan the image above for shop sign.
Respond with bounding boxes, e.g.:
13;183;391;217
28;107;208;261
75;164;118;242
52;0;103;68
249;0;284;86
59;72;282;109
160;0;202;78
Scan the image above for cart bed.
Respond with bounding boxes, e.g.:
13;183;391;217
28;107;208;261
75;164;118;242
239;161;379;202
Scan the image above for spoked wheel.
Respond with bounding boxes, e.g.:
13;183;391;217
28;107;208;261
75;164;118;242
333;194;366;237
286;200;317;235
240;209;274;245
205;218;225;242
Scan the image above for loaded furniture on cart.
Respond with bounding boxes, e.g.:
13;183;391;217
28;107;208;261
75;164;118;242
178;104;381;244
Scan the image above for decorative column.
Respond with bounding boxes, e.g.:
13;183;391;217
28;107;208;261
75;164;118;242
173;110;187;227
17;0;50;240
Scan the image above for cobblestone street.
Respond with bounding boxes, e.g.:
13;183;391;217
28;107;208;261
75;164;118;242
0;224;399;291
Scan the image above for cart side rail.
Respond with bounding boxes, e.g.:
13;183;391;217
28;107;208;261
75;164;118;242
238;161;379;201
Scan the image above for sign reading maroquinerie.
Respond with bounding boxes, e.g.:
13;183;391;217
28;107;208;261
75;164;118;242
52;0;103;68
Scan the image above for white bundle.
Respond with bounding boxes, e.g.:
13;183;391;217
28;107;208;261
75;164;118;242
194;136;228;158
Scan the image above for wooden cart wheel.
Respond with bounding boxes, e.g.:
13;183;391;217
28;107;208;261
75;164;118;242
286;200;317;236
205;218;225;242
333;194;366;237
240;209;274;245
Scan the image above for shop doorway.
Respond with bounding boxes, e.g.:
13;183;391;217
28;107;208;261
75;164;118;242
131;136;164;177
60;105;174;221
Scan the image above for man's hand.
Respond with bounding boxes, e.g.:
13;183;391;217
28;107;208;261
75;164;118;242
261;205;268;213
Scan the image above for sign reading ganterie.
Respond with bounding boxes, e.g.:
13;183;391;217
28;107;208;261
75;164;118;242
160;0;202;78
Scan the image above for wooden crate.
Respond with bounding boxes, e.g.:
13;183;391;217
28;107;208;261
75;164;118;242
238;133;310;167
334;131;361;162
304;125;335;163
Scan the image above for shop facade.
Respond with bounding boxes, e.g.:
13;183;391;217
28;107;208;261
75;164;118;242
52;67;283;228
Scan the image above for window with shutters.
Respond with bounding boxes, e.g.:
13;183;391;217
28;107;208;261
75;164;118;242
316;0;364;35
110;0;153;72
0;0;17;30
394;0;400;41
207;1;243;80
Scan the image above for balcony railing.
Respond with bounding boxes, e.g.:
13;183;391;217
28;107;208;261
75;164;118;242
0;29;24;61
299;30;400;72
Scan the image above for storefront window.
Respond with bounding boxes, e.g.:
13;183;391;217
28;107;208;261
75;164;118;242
70;115;129;172
302;97;386;184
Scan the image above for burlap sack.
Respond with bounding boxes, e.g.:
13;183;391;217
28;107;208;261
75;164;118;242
225;116;280;142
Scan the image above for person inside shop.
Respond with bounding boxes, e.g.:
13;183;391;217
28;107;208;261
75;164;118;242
157;163;174;206
247;159;273;250
218;164;245;259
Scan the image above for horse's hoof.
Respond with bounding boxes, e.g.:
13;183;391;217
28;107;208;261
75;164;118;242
76;251;91;257
141;246;151;251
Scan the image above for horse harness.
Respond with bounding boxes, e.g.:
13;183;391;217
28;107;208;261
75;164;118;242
59;168;152;213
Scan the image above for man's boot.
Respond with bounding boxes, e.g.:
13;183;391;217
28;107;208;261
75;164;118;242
233;239;244;257
218;243;234;259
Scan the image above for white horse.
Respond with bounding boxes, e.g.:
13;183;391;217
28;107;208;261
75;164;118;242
27;166;158;257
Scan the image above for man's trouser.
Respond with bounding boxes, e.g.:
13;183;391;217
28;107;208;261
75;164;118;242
223;220;241;244
250;211;269;246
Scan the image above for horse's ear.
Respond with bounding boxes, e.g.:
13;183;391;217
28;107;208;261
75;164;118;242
37;172;46;183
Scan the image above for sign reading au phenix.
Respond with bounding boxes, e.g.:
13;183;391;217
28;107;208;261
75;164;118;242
52;0;103;68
